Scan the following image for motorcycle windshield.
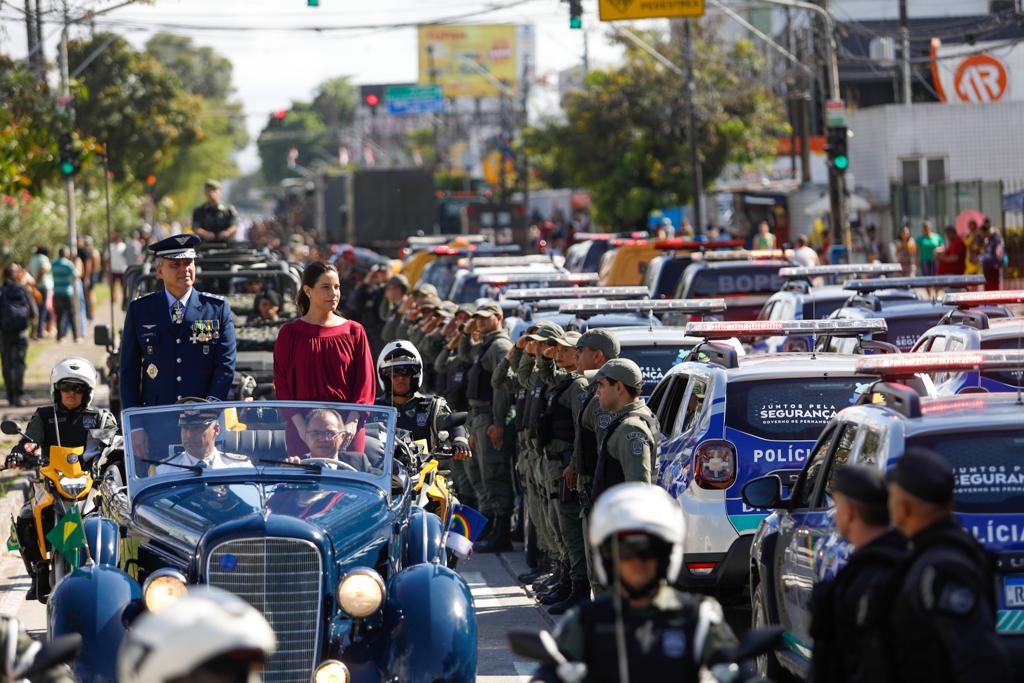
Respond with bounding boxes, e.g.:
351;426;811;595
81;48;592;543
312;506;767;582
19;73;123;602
122;401;397;496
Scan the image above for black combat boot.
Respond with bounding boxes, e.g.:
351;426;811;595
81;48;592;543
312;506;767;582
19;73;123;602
518;555;549;584
533;562;562;592
475;515;513;553
537;571;572;605
547;579;591;615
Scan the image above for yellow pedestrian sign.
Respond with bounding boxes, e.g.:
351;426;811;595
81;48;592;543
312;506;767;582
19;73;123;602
598;0;704;21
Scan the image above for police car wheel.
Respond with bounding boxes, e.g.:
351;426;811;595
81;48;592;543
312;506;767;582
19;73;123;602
751;582;790;681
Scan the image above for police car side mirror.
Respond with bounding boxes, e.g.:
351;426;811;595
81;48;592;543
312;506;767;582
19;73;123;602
742;475;783;509
94;324;112;348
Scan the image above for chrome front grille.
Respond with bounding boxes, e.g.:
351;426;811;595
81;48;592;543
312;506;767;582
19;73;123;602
207;538;322;683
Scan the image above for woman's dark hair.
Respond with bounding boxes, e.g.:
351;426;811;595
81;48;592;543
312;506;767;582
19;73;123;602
296;261;338;315
35;245;49;256
3;264;17;282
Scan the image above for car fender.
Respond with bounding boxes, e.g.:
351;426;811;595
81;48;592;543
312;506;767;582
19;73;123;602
382;563;476;683
47;564;143;683
750;516;781;624
404;507;444;566
83;516;120;566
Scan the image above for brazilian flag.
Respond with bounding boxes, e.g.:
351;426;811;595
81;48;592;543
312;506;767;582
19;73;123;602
6;518;18;551
45;505;85;570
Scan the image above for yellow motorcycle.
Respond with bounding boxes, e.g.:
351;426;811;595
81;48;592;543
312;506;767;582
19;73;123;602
2;419;104;594
409;412;467;568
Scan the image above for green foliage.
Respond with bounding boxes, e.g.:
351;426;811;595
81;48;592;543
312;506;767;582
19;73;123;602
257;76;357;183
145;33;235;101
526;27;786;228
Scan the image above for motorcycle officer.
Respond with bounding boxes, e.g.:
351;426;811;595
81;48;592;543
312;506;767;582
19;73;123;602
118;586;276;683
374;341;470;459
5;357;116;601
537;482;738;683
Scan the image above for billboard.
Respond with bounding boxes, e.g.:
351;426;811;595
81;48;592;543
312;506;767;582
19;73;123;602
418;24;528;99
932;40;1024;104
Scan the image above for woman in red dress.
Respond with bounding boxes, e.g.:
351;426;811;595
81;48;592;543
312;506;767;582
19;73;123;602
274;261;375;456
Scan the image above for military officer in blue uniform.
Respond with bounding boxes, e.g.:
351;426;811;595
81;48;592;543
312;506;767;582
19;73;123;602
119;234;236;408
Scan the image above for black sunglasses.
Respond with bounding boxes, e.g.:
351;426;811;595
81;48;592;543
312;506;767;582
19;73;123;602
388;367;417;377
58;383;87;395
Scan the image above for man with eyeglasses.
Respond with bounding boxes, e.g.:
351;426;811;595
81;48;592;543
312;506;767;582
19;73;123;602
286;409;373;472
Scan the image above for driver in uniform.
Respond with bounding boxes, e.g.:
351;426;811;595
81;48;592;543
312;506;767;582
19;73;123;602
154;407;251;475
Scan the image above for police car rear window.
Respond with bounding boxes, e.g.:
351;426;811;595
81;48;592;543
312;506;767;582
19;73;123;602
687;267;785;297
725;377;862;441
980;339;1024;387
881;315;946;352
618;346;690;396
907;430;1024;514
801;299;847;320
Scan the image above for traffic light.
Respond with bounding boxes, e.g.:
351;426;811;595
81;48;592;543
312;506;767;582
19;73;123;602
269;109;287;129
827;126;850;175
360;85;385;117
307;0;319;6
568;0;582;29
58;132;80;178
365;93;380;116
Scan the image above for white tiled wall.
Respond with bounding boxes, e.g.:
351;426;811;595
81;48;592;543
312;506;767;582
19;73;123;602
846;101;1024;199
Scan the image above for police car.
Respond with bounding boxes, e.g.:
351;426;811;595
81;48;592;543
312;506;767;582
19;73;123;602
673;250;793;321
909;290;1024;394
450;268;591;304
743;351;1024;679
818;274;985;353
557;299;726;335
500;286;651;340
650;320;896;599
756;264;908;353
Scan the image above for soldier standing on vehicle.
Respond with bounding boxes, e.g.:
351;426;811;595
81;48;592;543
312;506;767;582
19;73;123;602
885;447;1011;683
592;359;659;500
119;234;236;409
540;483;738;683
191;180;239;243
809;465;908;683
460;302;514;552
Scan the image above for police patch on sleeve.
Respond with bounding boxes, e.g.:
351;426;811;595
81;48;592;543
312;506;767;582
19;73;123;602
661;629;687;658
598;413;612;429
937;580;977;616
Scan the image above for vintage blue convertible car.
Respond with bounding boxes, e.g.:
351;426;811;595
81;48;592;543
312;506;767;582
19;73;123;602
48;401;477;683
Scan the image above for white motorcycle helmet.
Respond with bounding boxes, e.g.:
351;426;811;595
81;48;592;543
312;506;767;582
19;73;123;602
588;482;685;589
50;356;98;408
118;586;276;683
377;340;423;396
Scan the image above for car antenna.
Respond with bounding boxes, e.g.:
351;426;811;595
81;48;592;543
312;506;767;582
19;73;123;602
1017;328;1023;406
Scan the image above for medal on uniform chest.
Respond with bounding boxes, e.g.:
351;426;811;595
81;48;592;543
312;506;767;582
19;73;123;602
203;345;210;355
212;319;220;340
146;363;159;379
172;301;185;325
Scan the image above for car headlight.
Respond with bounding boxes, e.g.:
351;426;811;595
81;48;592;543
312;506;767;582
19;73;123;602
336;568;385;619
59;475;89;498
314;660;350;683
142;568;188;613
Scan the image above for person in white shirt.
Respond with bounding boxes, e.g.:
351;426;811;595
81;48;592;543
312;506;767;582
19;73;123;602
792;234;820;268
155;407;251;475
109;232;129;303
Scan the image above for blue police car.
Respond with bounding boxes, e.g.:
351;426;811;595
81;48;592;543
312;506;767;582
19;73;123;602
910;290;1024;394
500;286;651;339
674;250;793;320
743;351;1024;680
649;320;892;598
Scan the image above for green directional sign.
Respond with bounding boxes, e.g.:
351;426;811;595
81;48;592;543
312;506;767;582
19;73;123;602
385;85;445;116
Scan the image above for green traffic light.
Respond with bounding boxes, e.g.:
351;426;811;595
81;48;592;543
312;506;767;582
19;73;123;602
834;155;849;171
307;0;319;6
60;161;75;176
569;15;582;29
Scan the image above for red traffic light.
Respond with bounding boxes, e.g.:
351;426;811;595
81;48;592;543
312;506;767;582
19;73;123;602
365;93;380;107
146;175;157;186
272;109;287;120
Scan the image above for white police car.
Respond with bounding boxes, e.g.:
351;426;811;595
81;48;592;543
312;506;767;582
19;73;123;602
649;319;894;599
744;351;1024;679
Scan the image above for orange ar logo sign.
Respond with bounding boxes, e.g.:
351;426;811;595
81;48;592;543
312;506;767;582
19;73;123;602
954;54;1008;103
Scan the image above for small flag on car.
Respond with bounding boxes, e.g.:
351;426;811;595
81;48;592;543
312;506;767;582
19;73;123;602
6;518;18;551
45;504;85;570
446;504;489;559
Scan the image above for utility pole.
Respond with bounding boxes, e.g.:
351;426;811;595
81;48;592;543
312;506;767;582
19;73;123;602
520;52;531;219
684;20;703;234
59;4;78;257
786;7;797;180
899;0;912;105
24;0;37;69
583;26;590;73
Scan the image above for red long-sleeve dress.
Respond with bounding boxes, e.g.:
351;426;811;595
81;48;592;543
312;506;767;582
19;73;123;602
273;318;376;456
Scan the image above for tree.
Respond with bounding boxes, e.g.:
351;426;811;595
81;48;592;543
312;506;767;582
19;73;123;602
311;76;356;129
145;33;234;101
526;27;786;228
68;33;200;184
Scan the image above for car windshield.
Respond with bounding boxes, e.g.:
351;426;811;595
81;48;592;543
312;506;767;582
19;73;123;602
980;338;1024;386
619;345;692;396
123;401;395;490
725;377;864;441
908;429;1024;514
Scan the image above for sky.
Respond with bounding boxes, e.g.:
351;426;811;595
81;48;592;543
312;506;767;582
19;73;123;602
0;0;627;172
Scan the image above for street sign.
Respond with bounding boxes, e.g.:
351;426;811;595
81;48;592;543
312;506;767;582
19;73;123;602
386;84;444;116
826;99;846;127
598;0;704;21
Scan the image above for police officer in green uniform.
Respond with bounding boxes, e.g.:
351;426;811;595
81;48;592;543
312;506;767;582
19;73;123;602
394;284;438;342
460;302;514;552
379;274;409;344
539;482;738;683
436;304;479;508
592;359;659;500
191;180;239;243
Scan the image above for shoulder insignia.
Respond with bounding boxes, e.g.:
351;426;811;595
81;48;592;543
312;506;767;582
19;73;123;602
625;430;646;441
631;438;646;456
937;579;977;616
223;452;250;461
597;413;612;429
199;292;226;303
661;629;687;659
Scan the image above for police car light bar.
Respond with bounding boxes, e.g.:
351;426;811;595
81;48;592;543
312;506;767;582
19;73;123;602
558;299;727;316
843;275;985;292
685;319;888;339
854;350;1024;376
478;272;599;286
408;234;486;245
942;290;1024;307
779;263;903;279
502;286;650;301
469;255;553;267
652;239;745;250
692;249;793;262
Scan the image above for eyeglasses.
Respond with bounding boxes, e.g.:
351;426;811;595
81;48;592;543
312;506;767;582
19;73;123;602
388;367;417;377
58;383;87;394
308;430;342;441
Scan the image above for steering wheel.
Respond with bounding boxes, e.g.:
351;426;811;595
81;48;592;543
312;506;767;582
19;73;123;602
301;457;358;472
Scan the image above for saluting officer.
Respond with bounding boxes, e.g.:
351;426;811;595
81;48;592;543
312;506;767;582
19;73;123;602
191;179;239;243
119;234;236;408
885;448;1011;683
592;359;659;500
809;465;908;683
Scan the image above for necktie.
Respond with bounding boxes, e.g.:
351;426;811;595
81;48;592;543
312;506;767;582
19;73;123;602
172;301;184;325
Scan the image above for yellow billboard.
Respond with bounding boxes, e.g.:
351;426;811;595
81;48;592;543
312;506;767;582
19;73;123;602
598;0;704;21
418;24;520;99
